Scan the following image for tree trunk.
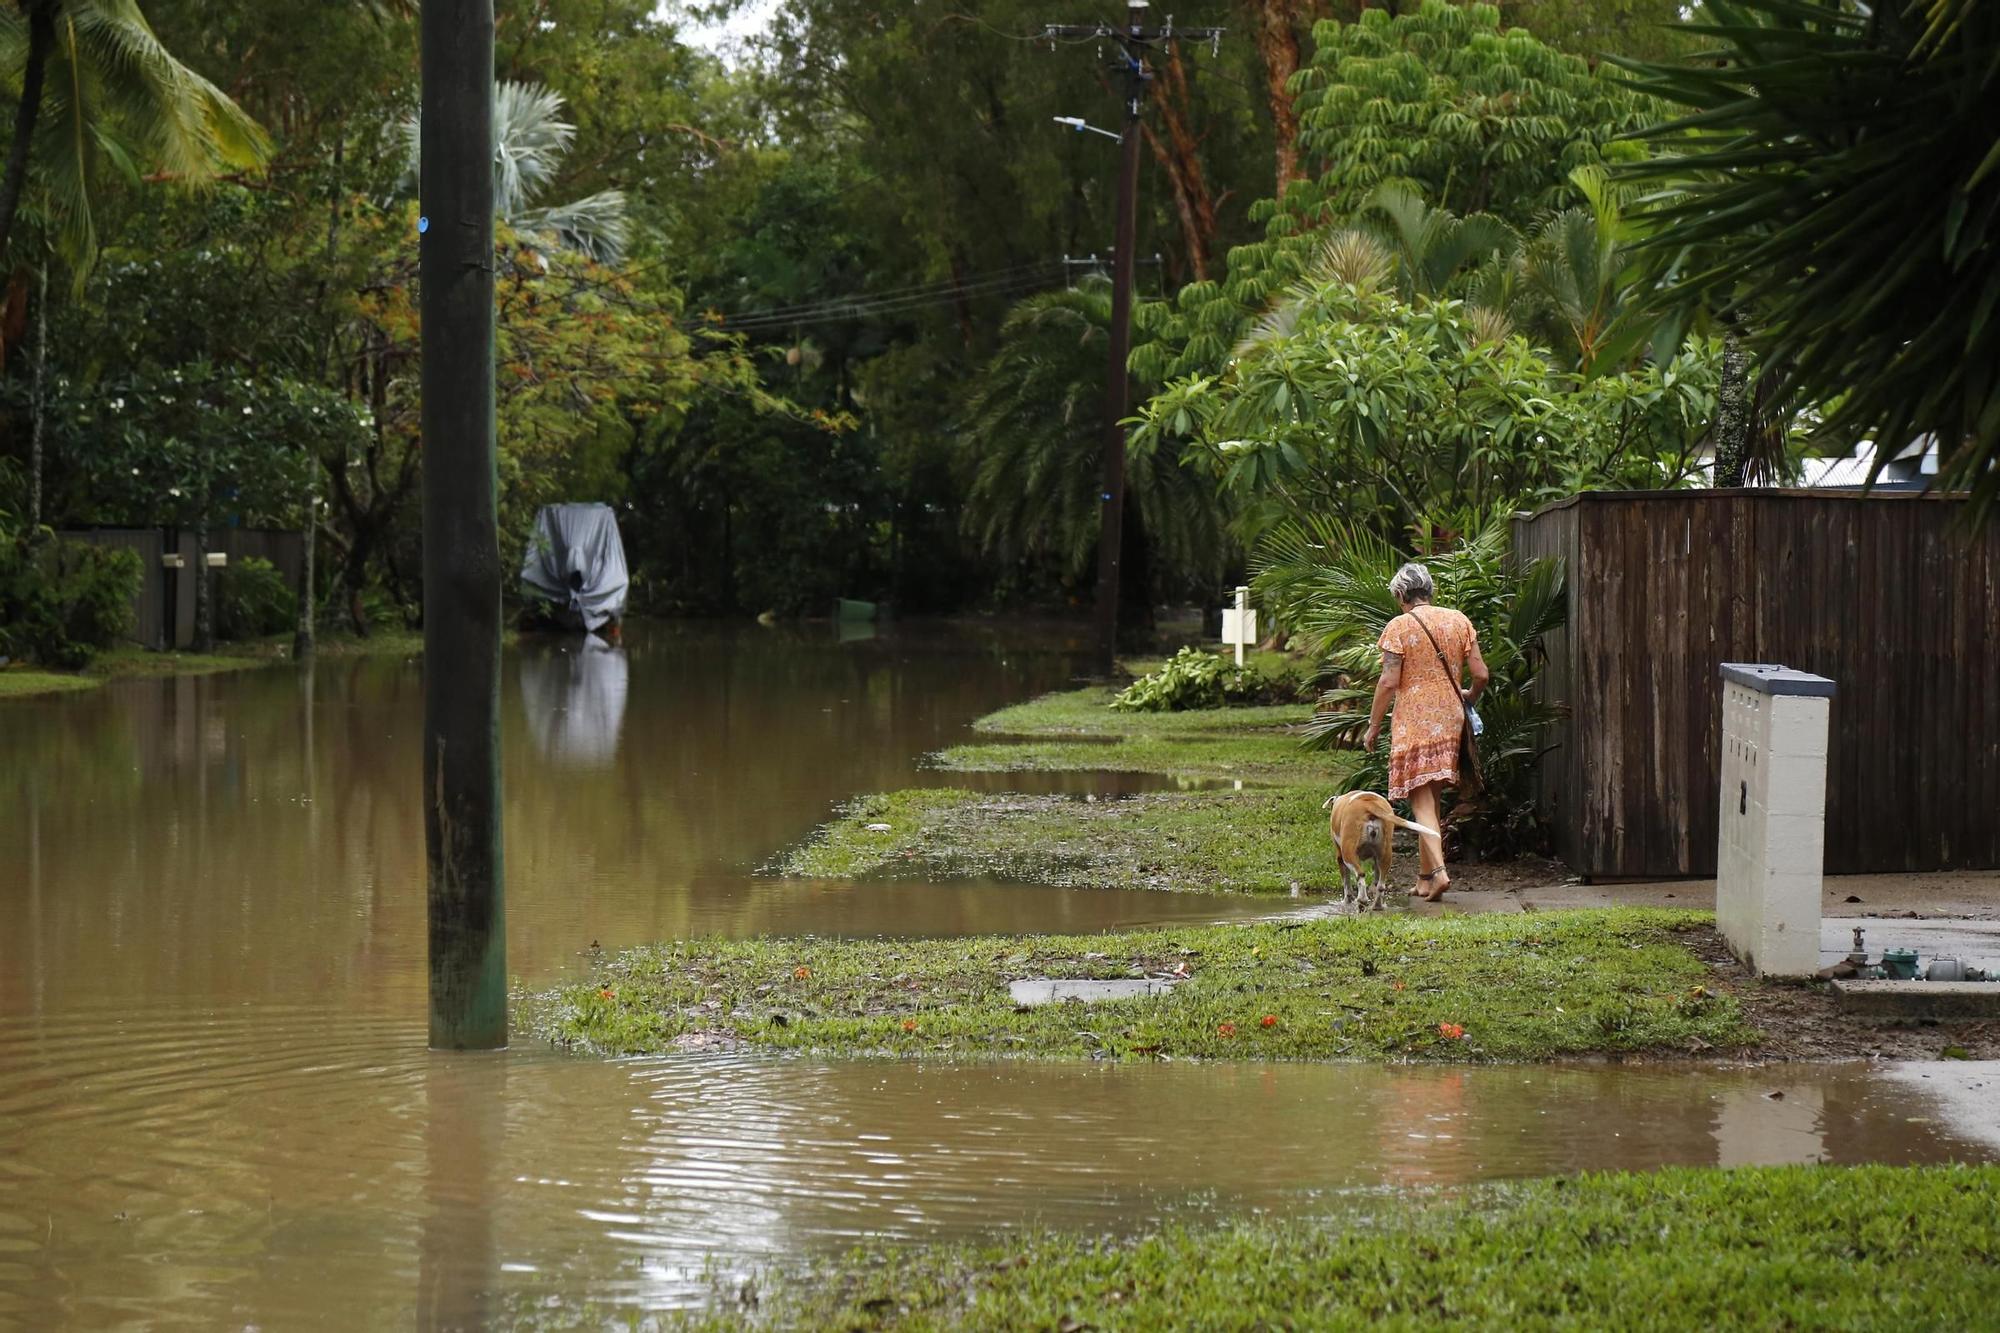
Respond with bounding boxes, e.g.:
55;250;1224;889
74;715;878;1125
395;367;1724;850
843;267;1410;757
294;484;317;657
1712;330;1750;488
192;512;214;652
1143;45;1219;282
29;261;47;528
1244;0;1315;199
298;135;346;661
1116;487;1155;645
0;0;56;264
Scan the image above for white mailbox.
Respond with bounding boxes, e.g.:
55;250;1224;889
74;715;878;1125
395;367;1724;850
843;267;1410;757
1219;585;1257;666
205;552;228;569
1716;663;1835;977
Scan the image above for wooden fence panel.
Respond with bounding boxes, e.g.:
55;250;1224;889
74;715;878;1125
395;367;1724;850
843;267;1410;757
1514;491;2000;878
55;527;302;652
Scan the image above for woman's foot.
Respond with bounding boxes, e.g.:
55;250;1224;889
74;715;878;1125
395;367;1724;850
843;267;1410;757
1412;868;1451;901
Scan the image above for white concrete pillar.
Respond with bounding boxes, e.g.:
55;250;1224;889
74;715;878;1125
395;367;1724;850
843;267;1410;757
1716;664;1835;977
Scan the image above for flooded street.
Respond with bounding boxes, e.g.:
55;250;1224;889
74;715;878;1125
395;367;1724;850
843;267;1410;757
3;624;1997;1326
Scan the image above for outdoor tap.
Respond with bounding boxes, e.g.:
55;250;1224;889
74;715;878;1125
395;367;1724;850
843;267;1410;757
1847;926;1869;968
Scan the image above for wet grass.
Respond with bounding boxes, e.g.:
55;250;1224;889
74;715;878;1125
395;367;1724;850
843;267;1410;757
88;646;275;678
0;627;487;700
680;1163;2000;1330
935;732;1331;782
0;669;98;698
789;660;1348;893
781;786;1347;893
0;647;270;698
521;908;1750;1063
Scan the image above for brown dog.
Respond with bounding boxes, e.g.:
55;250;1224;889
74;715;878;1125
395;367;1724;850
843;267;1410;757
1323;791;1440;912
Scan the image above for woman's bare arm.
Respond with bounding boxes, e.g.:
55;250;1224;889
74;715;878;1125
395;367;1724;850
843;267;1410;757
1464;638;1490;705
1364;651;1401;751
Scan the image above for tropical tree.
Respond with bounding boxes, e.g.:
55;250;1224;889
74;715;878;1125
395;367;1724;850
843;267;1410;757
957;280;1231;621
0;0;267;268
1616;0;2000;518
1135;275;1720;544
403;80;629;261
1253;509;1569;854
1135;2;1657;381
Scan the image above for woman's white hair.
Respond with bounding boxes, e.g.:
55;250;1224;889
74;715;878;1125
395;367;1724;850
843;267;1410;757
1388;561;1435;604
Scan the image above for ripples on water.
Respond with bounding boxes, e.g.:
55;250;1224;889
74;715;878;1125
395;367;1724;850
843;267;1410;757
2;625;1997;1326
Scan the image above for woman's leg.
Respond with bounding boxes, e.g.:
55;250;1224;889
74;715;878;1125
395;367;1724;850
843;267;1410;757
1408;781;1449;898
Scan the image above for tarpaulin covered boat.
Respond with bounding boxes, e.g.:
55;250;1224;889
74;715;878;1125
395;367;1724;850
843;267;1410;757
520;503;628;635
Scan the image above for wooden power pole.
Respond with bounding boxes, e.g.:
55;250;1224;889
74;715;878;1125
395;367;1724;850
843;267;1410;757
1044;2;1222;677
420;0;506;1050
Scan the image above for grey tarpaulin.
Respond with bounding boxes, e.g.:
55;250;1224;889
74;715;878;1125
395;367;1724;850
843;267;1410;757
520;503;628;631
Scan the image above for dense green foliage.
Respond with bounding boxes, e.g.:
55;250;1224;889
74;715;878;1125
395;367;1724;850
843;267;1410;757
525;908;1747;1061
0;520;139;667
1133;3;1659;382
1618;0;2000;520
213;555;294;641
1256;512;1566;854
14;0;1969;638
689;1165;2000;1330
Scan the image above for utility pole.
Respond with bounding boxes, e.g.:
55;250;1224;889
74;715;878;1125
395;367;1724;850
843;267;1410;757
421;0;506;1050
1044;3;1223;677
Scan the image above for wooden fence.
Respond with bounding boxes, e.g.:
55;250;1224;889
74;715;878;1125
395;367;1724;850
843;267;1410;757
1513;490;2000;879
58;527;303;651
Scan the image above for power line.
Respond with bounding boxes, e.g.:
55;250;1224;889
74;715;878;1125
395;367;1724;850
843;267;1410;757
715;262;1067;331
716;259;1060;324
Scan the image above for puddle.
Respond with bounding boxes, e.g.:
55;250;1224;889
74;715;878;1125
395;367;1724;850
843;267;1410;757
1008;978;1182;1006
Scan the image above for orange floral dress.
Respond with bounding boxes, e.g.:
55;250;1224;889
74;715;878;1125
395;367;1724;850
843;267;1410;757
1378;606;1476;799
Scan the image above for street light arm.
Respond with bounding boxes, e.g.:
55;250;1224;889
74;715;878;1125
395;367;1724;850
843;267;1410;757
1052;115;1124;142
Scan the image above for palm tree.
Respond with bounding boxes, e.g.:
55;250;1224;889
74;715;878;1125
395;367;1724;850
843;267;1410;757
959;280;1230;614
1251;508;1569;854
1360;180;1520;303
1616;0;2000;518
404;80;628;263
0;0;267;269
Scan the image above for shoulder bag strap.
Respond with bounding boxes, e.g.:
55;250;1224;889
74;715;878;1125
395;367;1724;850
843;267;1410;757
1407;607;1457;682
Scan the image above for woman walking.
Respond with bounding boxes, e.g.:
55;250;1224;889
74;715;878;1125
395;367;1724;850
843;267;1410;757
1361;561;1488;900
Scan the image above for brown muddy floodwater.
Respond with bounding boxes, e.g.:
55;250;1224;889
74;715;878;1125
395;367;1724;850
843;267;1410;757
3;623;1997;1327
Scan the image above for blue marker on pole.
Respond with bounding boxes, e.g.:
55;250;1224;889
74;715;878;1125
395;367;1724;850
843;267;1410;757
417;215;430;235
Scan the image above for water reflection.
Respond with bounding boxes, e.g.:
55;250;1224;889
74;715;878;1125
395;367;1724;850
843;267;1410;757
518;637;629;768
419;1055;505;1332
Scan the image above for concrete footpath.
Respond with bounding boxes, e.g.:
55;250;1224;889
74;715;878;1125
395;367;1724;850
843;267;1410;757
1469;871;2000;971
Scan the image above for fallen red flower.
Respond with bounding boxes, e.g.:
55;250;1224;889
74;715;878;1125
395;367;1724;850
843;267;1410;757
1260;1015;1278;1028
1217;1022;1237;1037
1438;1022;1466;1040
901;1019;919;1033
794;965;812;980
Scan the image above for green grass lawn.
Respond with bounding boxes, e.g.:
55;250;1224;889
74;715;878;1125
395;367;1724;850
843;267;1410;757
520;908;1750;1063
0;669;99;698
787;657;1353;892
1;646;272;698
0;627;442;700
781;786;1347;893
682;1164;2000;1330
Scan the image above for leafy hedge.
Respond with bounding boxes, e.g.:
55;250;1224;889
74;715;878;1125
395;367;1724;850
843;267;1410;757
0;519;141;668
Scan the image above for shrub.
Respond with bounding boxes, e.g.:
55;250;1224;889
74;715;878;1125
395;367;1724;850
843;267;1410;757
0;524;142;668
1253;508;1566;856
215;555;296;641
1110;647;1306;712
